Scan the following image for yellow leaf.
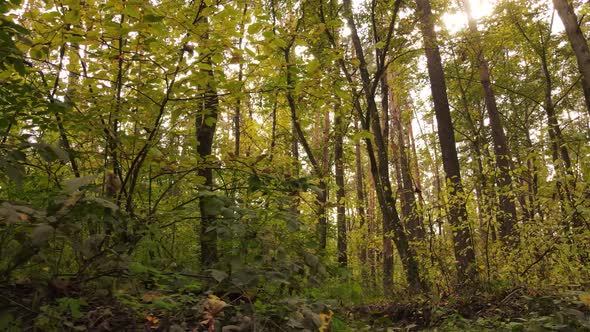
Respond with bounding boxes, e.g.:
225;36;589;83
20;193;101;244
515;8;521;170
146;313;159;325
206;294;230;315
580;293;590;308
319;309;333;332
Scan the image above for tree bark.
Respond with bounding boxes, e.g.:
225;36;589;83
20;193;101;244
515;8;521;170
388;73;425;243
335;104;348;266
462;0;518;244
197;13;220;268
415;0;477;284
553;0;590;115
354;120;369;282
342;0;424;293
233;4;248;157
285;44;328;251
540;47;583;229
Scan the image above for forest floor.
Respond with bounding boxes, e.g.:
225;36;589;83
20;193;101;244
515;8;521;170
2;282;590;331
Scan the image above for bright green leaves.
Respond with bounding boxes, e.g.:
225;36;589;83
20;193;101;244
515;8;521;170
248;22;264;35
63;9;80;25
204;116;217;127
0;4;29;75
122;5;141;19
210;53;224;65
144;13;165;23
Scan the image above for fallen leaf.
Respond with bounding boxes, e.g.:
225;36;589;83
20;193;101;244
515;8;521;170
319;309;333;332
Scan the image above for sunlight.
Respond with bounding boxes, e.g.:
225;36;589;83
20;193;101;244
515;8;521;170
468;0;495;20
442;11;467;35
442;0;496;34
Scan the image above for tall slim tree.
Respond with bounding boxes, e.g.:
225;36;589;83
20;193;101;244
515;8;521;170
415;0;477;284
197;5;220;268
552;0;590;115
388;71;425;244
335;103;348;266
461;0;518;243
339;0;425;293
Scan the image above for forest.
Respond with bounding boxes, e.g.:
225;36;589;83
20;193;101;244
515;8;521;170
1;0;590;330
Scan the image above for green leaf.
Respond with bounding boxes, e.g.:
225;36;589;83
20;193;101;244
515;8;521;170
63;175;96;192
85;197;119;211
211;53;223;64
204;116;217;127
129;262;149;274
247;22;263;34
32;143;68;162
48;101;68;114
31;224;54;247
144;14;165;23
208;269;228;282
64;10;80;24
2;160;24;186
123;6;140;18
201;196;224;216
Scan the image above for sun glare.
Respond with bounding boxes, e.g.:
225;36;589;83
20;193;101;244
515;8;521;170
443;0;496;34
468;0;495;20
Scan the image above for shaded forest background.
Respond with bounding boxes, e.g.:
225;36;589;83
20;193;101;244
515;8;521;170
1;0;590;330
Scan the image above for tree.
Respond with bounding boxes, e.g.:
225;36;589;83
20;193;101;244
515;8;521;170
338;0;425;293
196;5;221;268
415;0;477;284
335;102;348;266
461;0;518;244
553;0;590;115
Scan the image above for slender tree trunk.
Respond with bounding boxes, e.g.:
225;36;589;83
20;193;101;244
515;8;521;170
415;0;477;285
429;121;445;236
451;56;493;242
335;105;348;266
233;4;248;157
285;44;328;251
462;0;518;244
407;116;423;201
388;73;425;243
343;0;424;293
197;13;220;268
355;121;369;281
553;0;590;115
540;50;583;228
49;43;81;179
367;174;378;290
269;94;278;160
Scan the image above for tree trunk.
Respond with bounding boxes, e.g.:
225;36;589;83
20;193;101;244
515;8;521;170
233;4;248;157
335;105;348;266
451;53;494;243
415;0;477;285
388;72;425;243
197;15;220;268
343;0;424;293
540;49;583;229
285;45;328;251
355;120;369;282
553;0;590;115
462;0;518;244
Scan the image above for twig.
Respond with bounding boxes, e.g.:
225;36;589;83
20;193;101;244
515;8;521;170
520;246;555;277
